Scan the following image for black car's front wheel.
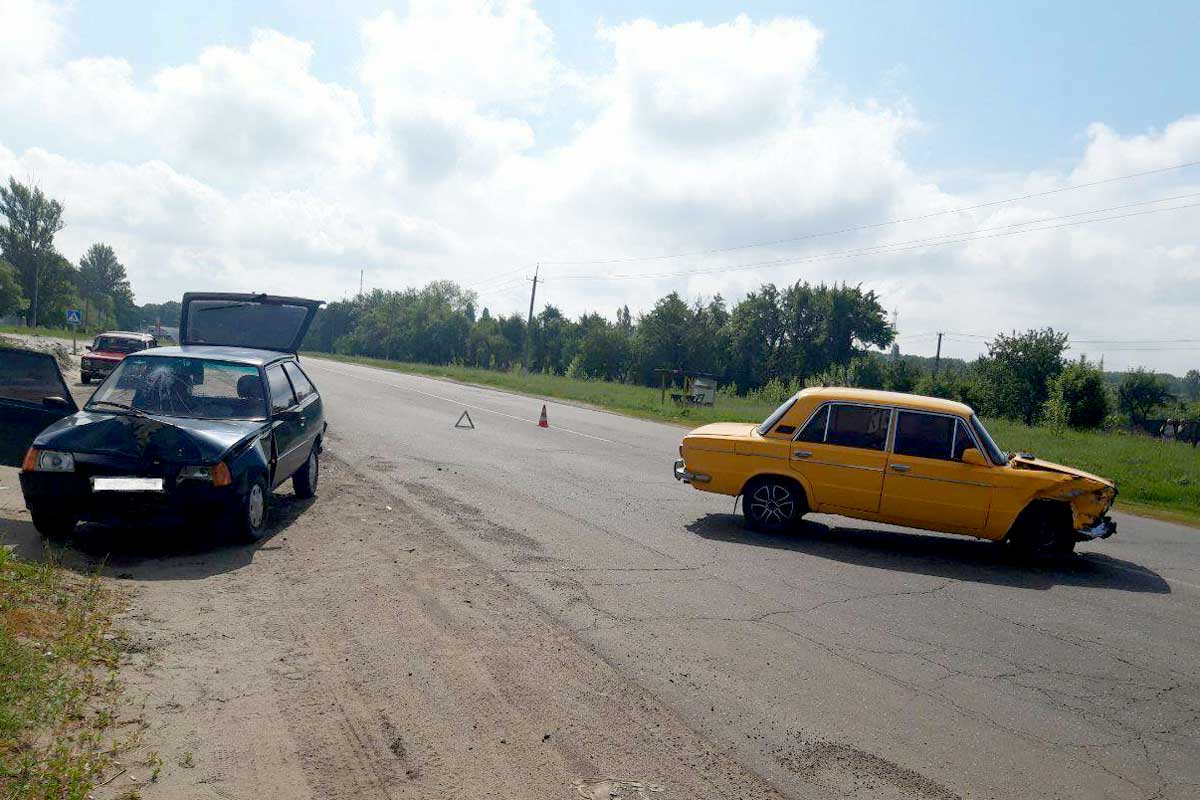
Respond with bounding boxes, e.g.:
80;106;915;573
32;511;78;540
235;476;270;542
293;446;319;499
743;477;805;532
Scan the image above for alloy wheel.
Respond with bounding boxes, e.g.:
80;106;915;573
750;482;794;525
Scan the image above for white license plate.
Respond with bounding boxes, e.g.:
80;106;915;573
92;477;164;492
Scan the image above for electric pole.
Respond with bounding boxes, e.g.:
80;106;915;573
933;332;944;375
359;269;364;298
524;264;539;371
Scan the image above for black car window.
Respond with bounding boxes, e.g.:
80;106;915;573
894;411;956;460
952;419;977;461
267;364;295;413
0;350;69;404
795;404;829;443
93;336;146;353
283;362;315;403
88;356;267;419
826;404;890;451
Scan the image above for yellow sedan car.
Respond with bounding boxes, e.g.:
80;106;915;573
673;387;1117;557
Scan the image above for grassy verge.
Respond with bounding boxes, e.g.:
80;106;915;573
0;325;75;340
0;547;129;798
308;353;1200;525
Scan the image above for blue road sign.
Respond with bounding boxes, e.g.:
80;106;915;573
65;309;82;325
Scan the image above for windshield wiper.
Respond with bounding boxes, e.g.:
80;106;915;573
87;400;150;418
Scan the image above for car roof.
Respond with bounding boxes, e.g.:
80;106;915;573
799;386;974;417
95;331;156;340
136;345;295;367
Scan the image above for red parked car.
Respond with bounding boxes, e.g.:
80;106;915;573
81;331;158;384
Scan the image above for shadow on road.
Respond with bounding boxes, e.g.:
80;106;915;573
687;513;1171;594
0;492;314;581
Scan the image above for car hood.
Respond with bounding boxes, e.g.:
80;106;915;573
34;411;266;464
687;422;759;438
1009;455;1114;488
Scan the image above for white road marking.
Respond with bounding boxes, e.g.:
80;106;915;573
307;361;617;444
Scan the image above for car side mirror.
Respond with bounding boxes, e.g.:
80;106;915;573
43;396;73;411
85;345;93;351
961;448;988;467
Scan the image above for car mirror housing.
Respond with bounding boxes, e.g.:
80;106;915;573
961;448;988;467
43;396;73;411
85;345;93;351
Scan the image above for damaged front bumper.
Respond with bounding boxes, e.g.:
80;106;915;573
1078;515;1117;540
673;459;710;484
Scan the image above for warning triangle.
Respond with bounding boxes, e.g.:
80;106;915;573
455;410;475;429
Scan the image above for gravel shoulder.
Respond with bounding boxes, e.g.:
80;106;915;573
0;454;785;800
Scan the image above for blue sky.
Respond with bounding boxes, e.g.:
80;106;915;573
59;1;1200;175
2;1;1198;370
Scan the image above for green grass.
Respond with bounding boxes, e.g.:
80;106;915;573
309;353;1200;524
0;324;76;340
0;547;127;799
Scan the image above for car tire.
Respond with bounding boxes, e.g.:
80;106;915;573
1006;504;1075;561
293;445;319;499
743;476;805;532
235;476;270;542
80;373;90;384
31;511;78;540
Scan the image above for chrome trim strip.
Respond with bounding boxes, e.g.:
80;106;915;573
803;459;886;473
886;471;993;488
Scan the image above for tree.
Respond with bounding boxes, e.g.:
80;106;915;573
633;292;692;383
1118;368;1173;426
1043;357;1109;429
0;178;65;326
976;328;1070;424
78;243;136;329
1184;369;1200;402
884;357;921;393
0;258;26;317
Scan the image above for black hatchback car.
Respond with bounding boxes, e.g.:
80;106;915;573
5;293;325;541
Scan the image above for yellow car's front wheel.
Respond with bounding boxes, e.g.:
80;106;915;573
744;476;805;532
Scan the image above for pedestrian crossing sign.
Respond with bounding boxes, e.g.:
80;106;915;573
65;309;82;325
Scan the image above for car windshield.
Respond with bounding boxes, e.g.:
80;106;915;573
87;355;267;420
757;393;799;435
94;336;146;353
970;414;1009;464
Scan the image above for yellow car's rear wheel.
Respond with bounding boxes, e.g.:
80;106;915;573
744;477;805;532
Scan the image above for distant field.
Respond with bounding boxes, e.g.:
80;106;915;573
310;353;1199;524
0;324;75;340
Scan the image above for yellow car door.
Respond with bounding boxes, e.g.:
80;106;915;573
790;402;890;513
880;411;993;531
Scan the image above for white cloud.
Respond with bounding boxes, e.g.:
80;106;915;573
0;0;63;72
1;2;1198;372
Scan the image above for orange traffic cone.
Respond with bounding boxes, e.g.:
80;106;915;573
538;404;549;428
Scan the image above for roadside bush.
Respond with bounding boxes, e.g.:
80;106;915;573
1043;358;1109;429
1118;368;1173;425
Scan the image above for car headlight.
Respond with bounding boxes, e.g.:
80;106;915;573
178;463;232;487
22;449;75;472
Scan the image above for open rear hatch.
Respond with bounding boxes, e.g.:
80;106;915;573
179;293;324;353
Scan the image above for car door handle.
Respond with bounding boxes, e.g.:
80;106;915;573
890;464;911;472
794;450;813;458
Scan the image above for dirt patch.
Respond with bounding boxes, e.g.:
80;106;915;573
1;455;788;799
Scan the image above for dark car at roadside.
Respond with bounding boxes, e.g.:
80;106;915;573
4;293;326;542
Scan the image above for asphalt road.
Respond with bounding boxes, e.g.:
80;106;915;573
302;357;1199;800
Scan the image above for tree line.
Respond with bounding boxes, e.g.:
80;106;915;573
0;178;160;332
4;174;1196;431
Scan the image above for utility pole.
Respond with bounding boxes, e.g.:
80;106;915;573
933;332;944;375
359;269;364;298
31;261;40;328
524;264;539;371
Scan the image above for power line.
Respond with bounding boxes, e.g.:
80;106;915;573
549;198;1200;282
539;159;1200;266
